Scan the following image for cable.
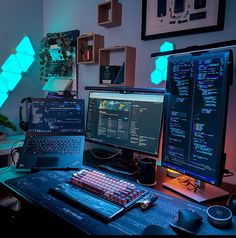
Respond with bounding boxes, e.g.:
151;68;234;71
11;149;18;165
10;140;23;165
223;169;234;177
0;140;23;174
89;147;122;160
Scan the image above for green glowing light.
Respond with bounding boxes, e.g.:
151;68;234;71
0;36;35;108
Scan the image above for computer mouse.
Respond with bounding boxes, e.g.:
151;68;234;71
227;193;236;216
169;209;203;235
142;224;174;235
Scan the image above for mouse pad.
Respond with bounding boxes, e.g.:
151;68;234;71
4;169;236;235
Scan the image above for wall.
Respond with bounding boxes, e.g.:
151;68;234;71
43;0;236;185
0;0;43;134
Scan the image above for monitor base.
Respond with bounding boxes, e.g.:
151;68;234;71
163;177;229;203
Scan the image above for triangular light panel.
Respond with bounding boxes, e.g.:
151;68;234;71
16;36;35;56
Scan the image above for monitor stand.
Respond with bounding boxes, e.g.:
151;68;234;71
98;149;137;176
163;177;229;203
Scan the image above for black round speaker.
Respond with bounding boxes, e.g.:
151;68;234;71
207;205;232;228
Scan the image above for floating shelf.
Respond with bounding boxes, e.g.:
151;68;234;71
99;45;136;86
77;33;104;64
98;0;122;27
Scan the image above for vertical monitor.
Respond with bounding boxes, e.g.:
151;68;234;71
162;49;233;186
86;89;164;156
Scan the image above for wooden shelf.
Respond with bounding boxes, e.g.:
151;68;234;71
99;45;136;86
98;0;122;27
77;33;104;64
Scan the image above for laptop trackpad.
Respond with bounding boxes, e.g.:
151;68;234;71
36;157;59;168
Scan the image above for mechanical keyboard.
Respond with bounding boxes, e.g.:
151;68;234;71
49;168;154;222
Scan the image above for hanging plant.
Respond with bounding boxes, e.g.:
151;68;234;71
39;30;79;82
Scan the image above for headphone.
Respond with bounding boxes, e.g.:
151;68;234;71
19;97;32;131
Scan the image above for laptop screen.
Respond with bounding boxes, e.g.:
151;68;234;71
27;98;84;135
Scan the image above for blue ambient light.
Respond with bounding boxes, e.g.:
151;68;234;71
151;41;174;85
0;36;35;108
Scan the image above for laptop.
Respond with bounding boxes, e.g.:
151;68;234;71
16;98;85;170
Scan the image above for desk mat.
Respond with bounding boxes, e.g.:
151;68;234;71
5;169;236;235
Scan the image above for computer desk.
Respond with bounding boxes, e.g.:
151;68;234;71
0;160;236;236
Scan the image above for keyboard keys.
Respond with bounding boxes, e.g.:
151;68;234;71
25;137;81;155
69;169;147;208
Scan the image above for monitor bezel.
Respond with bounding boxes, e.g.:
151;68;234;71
85;87;165;157
161;49;233;186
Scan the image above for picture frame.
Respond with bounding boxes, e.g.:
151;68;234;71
141;0;226;40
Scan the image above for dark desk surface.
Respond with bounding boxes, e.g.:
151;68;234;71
1;163;236;236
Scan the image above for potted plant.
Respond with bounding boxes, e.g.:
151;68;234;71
0;113;17;141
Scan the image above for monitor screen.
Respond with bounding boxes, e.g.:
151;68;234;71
86;89;164;156
161;49;233;186
27;98;84;135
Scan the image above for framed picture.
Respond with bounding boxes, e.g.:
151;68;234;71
141;0;226;40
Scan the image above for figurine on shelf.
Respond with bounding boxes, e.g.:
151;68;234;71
86;45;93;61
81;44;93;62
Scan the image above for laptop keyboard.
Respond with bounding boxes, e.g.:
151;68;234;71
24;137;82;155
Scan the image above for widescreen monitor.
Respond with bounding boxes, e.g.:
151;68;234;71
85;87;164;173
